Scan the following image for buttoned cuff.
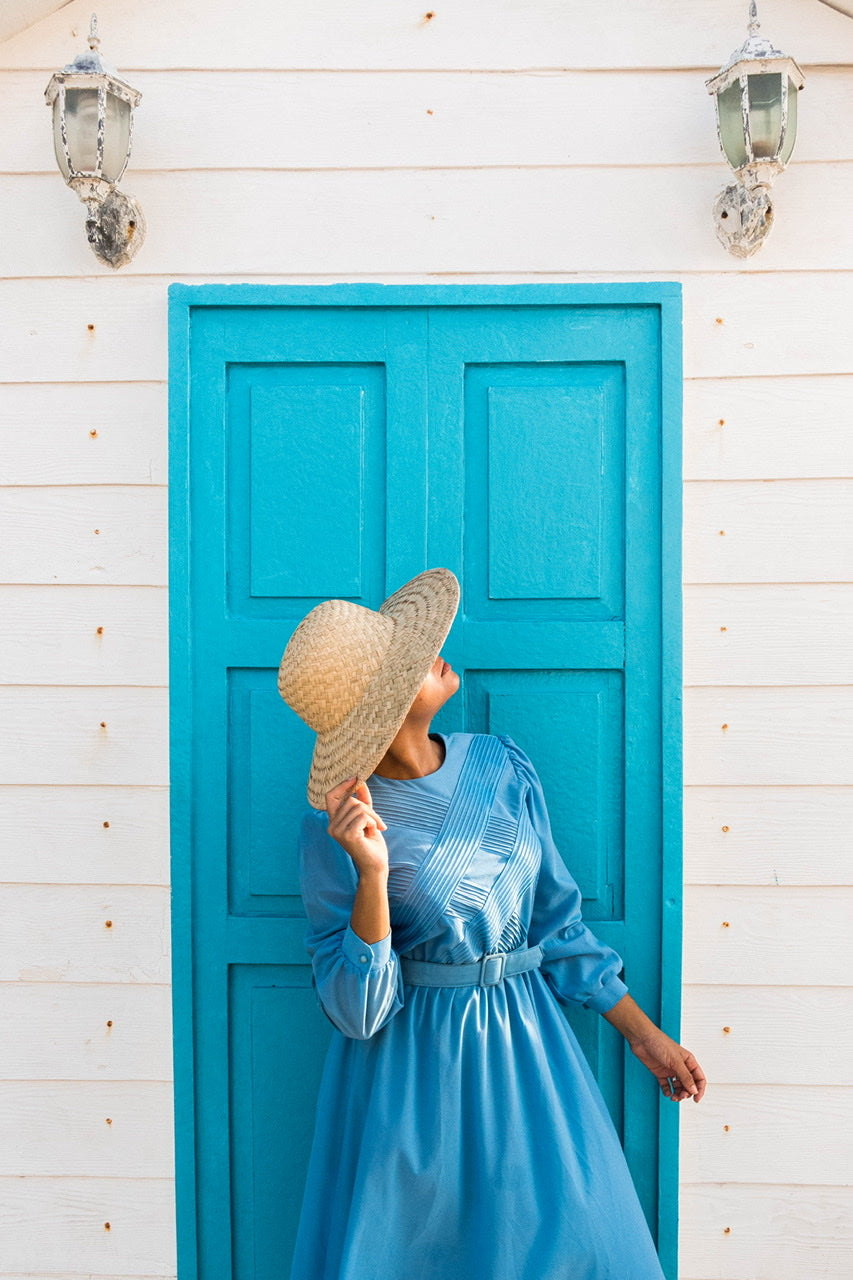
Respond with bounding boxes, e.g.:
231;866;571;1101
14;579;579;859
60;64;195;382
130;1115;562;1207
342;924;393;971
584;973;629;1014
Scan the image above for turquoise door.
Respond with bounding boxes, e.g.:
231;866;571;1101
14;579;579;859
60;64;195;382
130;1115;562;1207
169;284;683;1280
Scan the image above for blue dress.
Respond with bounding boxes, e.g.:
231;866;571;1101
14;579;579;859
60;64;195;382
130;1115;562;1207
290;732;665;1280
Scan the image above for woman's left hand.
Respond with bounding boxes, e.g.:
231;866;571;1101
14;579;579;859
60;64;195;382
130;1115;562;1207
628;1029;707;1103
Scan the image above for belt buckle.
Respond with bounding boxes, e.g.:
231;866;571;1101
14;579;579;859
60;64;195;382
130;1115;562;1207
478;953;506;986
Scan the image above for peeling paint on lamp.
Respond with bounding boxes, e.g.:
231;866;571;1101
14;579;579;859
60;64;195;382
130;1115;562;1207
44;13;145;269
705;2;804;258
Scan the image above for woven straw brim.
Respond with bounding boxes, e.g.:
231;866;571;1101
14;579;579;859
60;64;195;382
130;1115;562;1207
305;569;459;808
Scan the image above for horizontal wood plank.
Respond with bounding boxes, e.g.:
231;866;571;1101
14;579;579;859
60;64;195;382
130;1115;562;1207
680;986;853;1084
680;272;853;379
3;274;853;383
0;885;171;983
678;1084;852;1184
0;587;168;684
683;886;853;985
12;580;853;690
2;0;851;70
4;163;853;279
0;1175;176;1274
683;479;853;584
0;383;168;485
683;785;853;885
3;68;853;173
0;487;167;585
0;688;169;786
678;1184;853;1280
0;1080;173;1176
0;278;168;383
683;375;853;481
0;983;173;1080
0;785;170;885
683;585;853;685
685;687;853;785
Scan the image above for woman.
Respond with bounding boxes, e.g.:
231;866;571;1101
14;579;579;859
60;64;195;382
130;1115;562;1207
278;567;705;1280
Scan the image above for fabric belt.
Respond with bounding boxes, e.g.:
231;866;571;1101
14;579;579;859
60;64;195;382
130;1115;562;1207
400;943;544;988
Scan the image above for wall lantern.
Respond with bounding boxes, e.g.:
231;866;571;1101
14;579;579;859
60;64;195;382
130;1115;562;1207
705;2;804;258
44;13;144;269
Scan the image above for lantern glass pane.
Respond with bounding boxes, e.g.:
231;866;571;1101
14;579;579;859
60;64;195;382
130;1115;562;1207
63;88;101;173
101;92;132;183
51;99;71;180
747;72;783;160
717;80;748;171
780;77;799;166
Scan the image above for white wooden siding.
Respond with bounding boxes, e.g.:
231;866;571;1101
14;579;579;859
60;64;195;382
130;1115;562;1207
1;1;852;1278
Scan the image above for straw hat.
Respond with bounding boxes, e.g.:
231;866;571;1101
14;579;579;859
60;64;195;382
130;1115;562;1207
278;568;460;808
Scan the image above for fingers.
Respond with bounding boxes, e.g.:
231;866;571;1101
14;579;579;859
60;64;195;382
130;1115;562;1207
325;776;359;811
686;1054;707;1103
326;777;381;816
661;1051;707;1103
674;1057;699;1098
327;789;387;834
347;778;374;807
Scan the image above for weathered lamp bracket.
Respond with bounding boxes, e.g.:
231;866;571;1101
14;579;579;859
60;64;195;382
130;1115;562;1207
711;181;773;260
84;189;146;269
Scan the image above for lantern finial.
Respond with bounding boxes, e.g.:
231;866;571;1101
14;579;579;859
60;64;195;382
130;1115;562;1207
88;14;100;52
748;2;760;37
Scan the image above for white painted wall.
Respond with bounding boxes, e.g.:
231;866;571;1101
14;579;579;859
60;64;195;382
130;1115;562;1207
1;2;851;1277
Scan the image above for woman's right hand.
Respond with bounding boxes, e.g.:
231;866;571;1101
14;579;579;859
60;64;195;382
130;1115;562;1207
325;777;389;877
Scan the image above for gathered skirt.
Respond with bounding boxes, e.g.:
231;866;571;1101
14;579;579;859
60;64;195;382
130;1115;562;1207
290;966;665;1280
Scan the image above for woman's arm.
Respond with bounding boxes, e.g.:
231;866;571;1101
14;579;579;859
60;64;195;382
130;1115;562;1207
298;781;403;1040
327;777;391;945
505;736;707;1103
507;738;630;1013
603;993;707;1102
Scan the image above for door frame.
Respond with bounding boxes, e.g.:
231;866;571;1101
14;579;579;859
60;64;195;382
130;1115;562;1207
168;281;683;1279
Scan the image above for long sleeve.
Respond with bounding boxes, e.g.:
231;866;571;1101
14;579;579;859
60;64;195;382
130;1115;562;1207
505;738;629;1015
297;808;405;1040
